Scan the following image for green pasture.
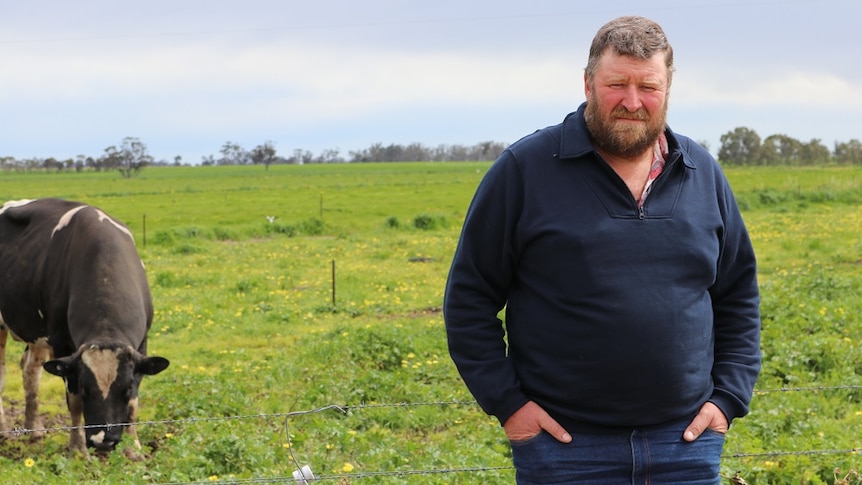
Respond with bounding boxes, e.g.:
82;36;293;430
0;163;860;484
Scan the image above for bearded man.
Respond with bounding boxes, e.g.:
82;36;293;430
443;16;761;484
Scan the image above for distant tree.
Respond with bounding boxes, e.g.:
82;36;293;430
101;148;122;170
449;144;470;161
474;141;507;160
315;148;343;164
0;156;15;171
401;142;426;161
834;139;862;165
760;134;801;166
290;149;314;165
347;149;366;162
102;137;153;178
73;155;87;172
250;141;277;170
43;157;63;172
219;142;249;165
430;144;449;161
799;138;831;165
718;127;761;166
24;158;41;171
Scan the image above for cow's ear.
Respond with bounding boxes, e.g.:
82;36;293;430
138;356;170;376
44;357;76;377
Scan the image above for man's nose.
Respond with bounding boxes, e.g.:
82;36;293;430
620;85;644;112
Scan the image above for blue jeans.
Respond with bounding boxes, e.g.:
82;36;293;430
510;417;725;484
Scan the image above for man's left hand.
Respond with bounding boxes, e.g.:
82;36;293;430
683;401;728;442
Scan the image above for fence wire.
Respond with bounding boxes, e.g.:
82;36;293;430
161;466;516;485
1;389;861;483
0;400;479;438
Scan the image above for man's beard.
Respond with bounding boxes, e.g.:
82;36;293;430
584;94;668;159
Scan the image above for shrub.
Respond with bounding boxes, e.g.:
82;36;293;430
385;216;400;228
299;217;324;236
413;213;447;230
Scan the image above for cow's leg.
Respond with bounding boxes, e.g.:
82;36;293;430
123;397;145;461
0;324;8;435
66;391;88;456
21;344;49;441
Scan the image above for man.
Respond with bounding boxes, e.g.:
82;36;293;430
443;16;761;484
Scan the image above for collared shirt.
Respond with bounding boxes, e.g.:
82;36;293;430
639;132;669;207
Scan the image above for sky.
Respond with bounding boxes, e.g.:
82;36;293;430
1;0;860;164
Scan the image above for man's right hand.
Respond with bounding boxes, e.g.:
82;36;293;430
503;401;572;443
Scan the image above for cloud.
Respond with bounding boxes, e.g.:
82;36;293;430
2;36;583;122
675;68;862;109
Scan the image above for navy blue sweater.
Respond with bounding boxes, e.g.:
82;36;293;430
444;104;761;432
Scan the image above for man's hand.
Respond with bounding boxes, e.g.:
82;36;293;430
683;401;728;442
503;401;572;443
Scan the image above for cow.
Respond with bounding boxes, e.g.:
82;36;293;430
0;198;169;458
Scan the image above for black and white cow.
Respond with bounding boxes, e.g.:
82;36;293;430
0;198;169;457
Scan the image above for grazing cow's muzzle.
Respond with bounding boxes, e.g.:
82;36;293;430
88;426;125;452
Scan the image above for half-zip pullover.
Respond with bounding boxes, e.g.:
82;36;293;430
444;103;761;432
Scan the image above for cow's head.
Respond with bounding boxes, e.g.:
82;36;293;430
43;343;169;452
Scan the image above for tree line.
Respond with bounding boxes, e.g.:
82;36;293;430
717;127;862;166
0;138;509;175
3;129;861;176
1;137;156;178
202;140;509;167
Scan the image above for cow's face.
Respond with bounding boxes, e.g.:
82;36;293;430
44;344;169;452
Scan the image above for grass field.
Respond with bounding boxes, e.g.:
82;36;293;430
0;163;861;484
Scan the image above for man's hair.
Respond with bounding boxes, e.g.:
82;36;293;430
585;16;674;83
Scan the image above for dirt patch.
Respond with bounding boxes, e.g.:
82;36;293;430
406;306;443;318
0;401;68;459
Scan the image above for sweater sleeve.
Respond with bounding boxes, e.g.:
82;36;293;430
708;167;763;423
443;151;530;425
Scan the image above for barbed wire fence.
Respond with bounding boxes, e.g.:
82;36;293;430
1;386;861;483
